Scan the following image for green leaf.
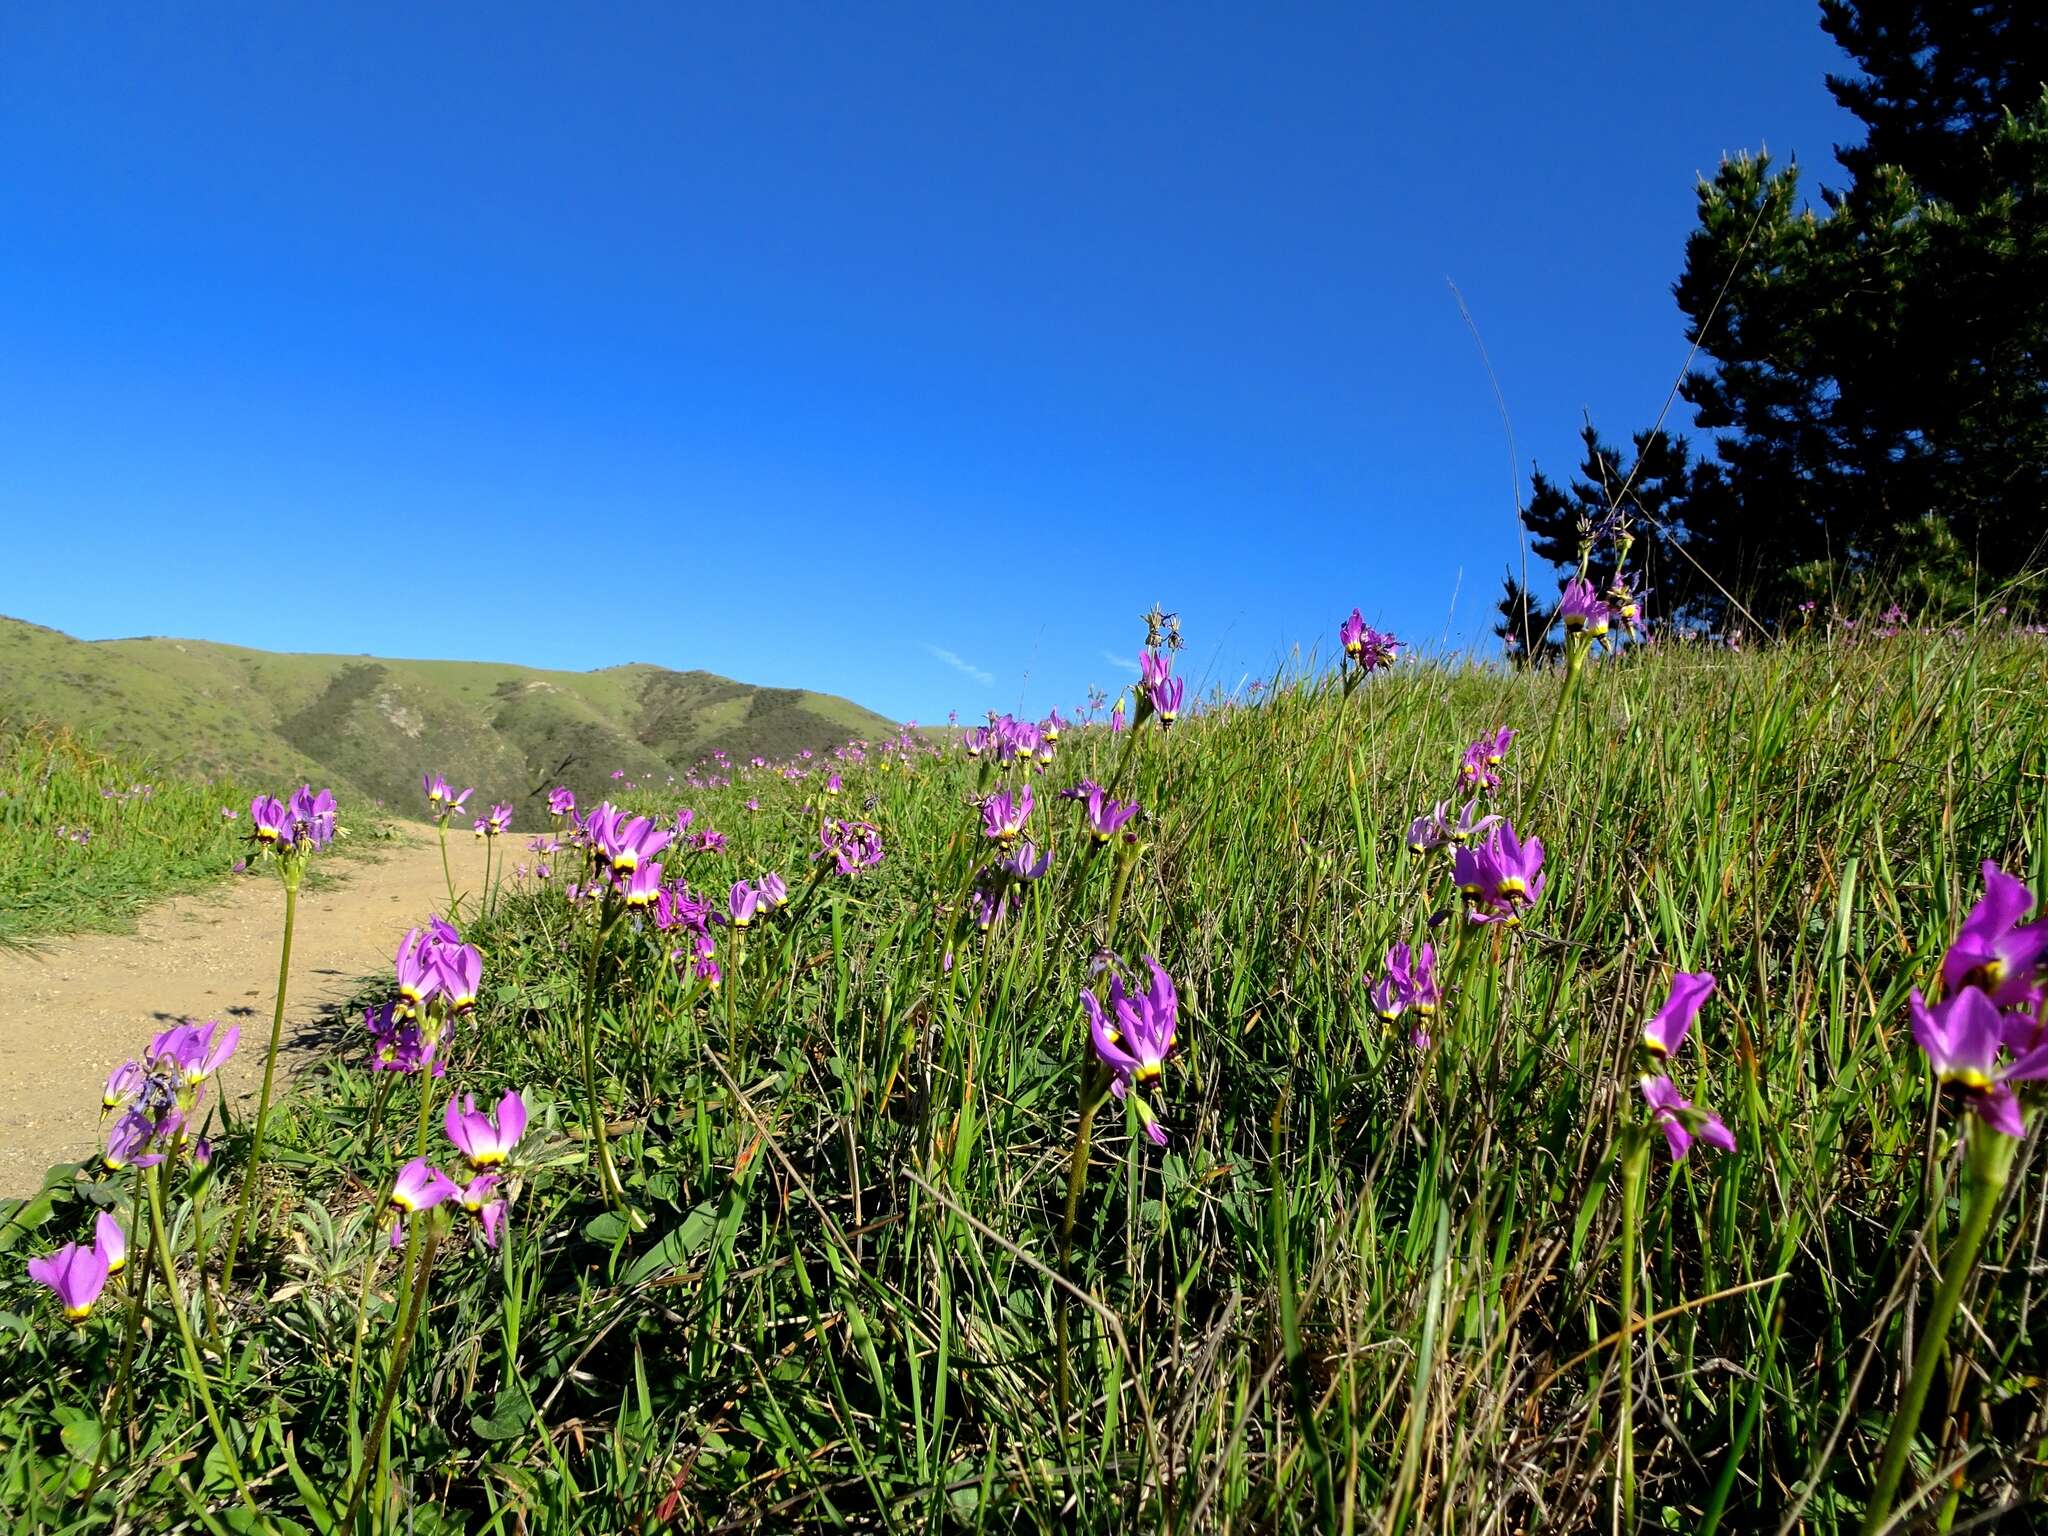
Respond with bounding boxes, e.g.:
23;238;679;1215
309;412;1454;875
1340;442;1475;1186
1571;1145;1621;1266
581;1210;630;1244
274;1417;336;1534
54;1405;101;1462
622;1197;720;1284
471;1383;534;1443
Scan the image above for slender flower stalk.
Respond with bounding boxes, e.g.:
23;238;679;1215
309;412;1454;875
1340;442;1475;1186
1615;1130;1648;1529
1058;951;1178;1425
221;859;298;1295
1858;1123;2019;1534
222;785;334;1294
346;1212;448;1526
576;895;629;1208
146;1166;268;1527
1862;863;2048;1532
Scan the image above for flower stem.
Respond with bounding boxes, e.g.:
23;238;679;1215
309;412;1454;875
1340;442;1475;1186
1101;708;1146;802
1525;635;1587;813
1616;1133;1648;1530
577;898;626;1207
437;818;456;915
344;1216;444;1527
221;864;300;1299
1054;1073;1107;1428
1858;1123;2018;1536
147;1166;268;1529
92;1173;152;1487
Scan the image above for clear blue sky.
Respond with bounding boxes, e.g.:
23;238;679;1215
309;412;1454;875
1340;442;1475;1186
0;3;1857;725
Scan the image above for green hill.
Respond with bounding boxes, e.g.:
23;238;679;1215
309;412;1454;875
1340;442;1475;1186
0;615;897;815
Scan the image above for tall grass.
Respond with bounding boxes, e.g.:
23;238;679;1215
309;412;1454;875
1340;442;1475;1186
0;722;253;945
2;631;2045;1531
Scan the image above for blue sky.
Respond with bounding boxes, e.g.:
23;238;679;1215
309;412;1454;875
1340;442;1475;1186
0;3;1858;725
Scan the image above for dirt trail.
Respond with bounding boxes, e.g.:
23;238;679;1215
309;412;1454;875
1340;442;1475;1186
0;823;500;1197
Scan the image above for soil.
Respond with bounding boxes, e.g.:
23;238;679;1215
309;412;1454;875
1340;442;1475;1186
0;823;503;1197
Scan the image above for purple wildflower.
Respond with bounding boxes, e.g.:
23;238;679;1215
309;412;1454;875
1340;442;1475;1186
287;785;337;848
1558;577;1610;637
1643;971;1716;1060
728;880;762;929
1083;786;1140;845
444;1089;527;1169
1457;728;1516;795
1339;609;1401;671
27;1238;111;1321
817;818;884;874
148;1020;240;1085
394;928;447;1017
981;785;1034;843
1406;803;1451;856
1640;1075;1737;1160
1452;821;1546;926
1153;676;1185;725
458;1173;508;1247
249;794;293;846
94;1211;127;1277
1941;861;2048;1013
388;1157;459;1246
1910;987;2048;1139
1082;957;1180;1146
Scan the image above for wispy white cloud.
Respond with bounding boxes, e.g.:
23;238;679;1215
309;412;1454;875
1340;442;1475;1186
923;643;993;687
1098;649;1141;675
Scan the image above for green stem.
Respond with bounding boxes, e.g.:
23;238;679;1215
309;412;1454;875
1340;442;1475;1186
344;1217;444;1527
412;1044;445;1160
1617;1134;1648;1530
221;866;300;1298
437;818;456;915
1054;1076;1107;1428
342;1232;388;1471
1524;635;1587;813
1101;709;1146;803
1858;1124;2018;1536
91;1174;151;1488
576;899;626;1207
147;1167;268;1529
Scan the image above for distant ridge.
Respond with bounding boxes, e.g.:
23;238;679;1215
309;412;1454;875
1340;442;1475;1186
0;615;898;814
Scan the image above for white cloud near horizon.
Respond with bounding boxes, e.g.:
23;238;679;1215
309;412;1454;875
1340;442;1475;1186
923;643;994;687
1098;649;1141;675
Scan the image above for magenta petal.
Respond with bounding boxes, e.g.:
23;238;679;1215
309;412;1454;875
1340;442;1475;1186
1659;1117;1693;1160
1697;1111;1737;1153
1975;1083;2026;1139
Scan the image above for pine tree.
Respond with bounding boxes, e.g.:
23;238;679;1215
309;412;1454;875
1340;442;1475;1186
1496;423;1703;648
1511;1;2048;633
1821;0;2048;207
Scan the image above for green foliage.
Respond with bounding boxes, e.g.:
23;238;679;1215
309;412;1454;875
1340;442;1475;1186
0;721;253;944
0;614;899;819
2;631;2046;1531
1520;3;2048;627
1496;423;1698;650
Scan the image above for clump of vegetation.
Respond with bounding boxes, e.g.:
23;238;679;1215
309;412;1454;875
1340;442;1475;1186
2;606;2046;1532
0;722;256;945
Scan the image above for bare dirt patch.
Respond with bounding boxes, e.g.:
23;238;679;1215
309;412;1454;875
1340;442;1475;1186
0;824;488;1196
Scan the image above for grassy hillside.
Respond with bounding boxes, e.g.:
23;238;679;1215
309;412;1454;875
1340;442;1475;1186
5;625;2046;1530
0;723;260;945
0;615;898;818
